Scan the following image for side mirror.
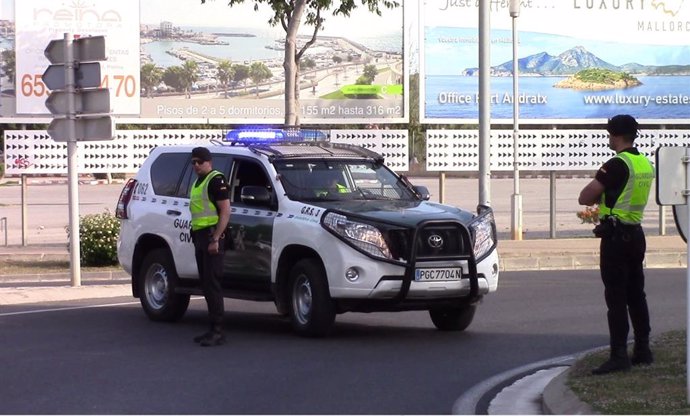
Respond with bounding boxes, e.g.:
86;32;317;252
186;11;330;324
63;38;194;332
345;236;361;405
414;185;431;201
241;186;272;206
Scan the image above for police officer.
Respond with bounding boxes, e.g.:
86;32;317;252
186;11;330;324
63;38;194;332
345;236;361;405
578;114;655;375
189;147;230;347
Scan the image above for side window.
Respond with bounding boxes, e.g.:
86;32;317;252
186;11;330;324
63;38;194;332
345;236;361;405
177;154;233;198
230;159;271;203
150;153;189;197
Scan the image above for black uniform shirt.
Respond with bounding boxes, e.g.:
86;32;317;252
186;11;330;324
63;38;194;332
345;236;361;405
594;147;639;208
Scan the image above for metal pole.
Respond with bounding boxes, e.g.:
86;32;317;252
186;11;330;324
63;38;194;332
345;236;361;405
510;1;522;240
550;171;557;238
685;147;690;404
439;172;446;204
21;174;27;246
64;32;81;287
478;0;491;207
659;205;666;236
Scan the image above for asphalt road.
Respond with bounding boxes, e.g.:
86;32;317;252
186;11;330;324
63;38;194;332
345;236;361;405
1;268;685;414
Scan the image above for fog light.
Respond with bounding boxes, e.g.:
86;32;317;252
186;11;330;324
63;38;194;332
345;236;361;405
492;263;499;276
345;267;360;282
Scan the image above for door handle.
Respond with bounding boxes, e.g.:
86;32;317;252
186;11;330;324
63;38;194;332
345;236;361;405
166;210;182;216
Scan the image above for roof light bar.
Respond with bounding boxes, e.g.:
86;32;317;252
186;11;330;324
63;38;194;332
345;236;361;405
224;128;329;144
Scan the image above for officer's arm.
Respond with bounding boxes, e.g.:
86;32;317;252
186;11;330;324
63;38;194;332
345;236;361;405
578;179;605;206
214;199;231;242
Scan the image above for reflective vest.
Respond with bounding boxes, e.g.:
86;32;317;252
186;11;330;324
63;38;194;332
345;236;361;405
600;152;654;225
190;170;221;231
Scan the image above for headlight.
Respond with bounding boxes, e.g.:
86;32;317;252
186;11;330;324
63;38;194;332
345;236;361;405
470;209;496;260
322;212;392;259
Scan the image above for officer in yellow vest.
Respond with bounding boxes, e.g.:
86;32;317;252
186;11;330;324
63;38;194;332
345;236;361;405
189;147;230;347
578;115;655;374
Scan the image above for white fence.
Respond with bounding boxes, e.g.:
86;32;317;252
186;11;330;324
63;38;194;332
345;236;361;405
3;129;409;175
426;129;690;171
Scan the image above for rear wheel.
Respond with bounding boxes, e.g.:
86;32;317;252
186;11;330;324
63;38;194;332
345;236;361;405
429;304;477;331
288;259;336;337
138;248;190;322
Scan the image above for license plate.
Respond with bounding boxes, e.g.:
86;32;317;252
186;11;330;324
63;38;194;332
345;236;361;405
414;268;463;281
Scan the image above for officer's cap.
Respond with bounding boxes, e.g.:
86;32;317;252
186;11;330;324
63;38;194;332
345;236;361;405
606;114;639;139
191;147;212;162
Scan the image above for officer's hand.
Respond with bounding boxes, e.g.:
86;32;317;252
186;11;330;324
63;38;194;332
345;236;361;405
208;240;219;255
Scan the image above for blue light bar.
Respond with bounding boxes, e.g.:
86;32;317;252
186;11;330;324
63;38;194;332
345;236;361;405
224;128;329;144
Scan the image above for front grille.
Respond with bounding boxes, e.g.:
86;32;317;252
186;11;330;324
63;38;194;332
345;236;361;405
415;224;468;259
383;222;471;262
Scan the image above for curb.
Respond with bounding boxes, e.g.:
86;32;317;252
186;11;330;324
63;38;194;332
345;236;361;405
541;367;596;415
0;270;129;285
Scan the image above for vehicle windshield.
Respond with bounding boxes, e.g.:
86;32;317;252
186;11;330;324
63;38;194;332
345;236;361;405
274;159;419;202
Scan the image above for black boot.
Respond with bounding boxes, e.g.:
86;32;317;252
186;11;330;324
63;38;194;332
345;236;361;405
631;341;654;365
592;347;631;375
199;323;225;347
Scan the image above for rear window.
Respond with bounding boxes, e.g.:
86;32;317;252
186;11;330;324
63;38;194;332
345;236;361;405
150;153;189;197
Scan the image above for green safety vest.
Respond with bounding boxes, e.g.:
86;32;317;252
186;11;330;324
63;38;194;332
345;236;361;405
190;170;222;231
600;152;654;225
316;182;348;197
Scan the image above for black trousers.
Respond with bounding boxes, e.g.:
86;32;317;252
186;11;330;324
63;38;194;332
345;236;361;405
192;227;225;328
599;224;650;351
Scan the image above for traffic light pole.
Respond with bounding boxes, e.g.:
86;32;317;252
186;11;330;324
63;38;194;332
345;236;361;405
63;32;82;287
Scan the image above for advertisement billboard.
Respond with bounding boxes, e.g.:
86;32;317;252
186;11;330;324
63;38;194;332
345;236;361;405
1;0;407;124
420;0;690;124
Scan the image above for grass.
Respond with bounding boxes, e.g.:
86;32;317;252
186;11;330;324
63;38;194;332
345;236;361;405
0;258;121;275
568;330;689;414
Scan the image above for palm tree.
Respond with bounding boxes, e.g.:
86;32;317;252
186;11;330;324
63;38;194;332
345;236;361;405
181;60;199;98
232;64;250;95
249;62;273;97
1;49;15;86
216;60;234;98
140;63;163;98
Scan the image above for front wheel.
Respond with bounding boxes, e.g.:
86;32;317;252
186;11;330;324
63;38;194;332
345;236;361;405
138;248;190;322
288;259;336;337
429;304;477;331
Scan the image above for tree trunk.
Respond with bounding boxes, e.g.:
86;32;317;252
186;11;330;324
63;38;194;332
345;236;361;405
283;0;307;127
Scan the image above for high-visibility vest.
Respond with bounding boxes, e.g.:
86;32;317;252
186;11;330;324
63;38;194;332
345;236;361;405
600;152;654;225
190;170;222;231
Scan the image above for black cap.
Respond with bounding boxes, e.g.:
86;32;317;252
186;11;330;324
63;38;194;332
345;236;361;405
191;147;212;161
606;114;639;139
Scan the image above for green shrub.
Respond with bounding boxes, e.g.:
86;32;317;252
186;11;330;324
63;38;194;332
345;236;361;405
66;210;120;266
0;162;4;180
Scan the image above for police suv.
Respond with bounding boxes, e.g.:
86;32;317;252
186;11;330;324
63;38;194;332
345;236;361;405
116;130;500;336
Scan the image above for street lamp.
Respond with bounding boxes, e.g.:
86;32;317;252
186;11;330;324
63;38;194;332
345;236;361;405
510;0;523;240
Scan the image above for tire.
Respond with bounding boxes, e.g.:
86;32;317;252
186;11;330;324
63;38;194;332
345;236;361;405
429;304;477;331
138;248;190;322
288;259;336;337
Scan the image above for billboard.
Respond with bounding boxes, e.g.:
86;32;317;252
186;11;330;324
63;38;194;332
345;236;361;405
420;0;690;124
1;0;407;124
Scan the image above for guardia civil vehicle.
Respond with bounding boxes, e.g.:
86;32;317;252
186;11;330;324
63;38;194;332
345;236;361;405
116;129;500;336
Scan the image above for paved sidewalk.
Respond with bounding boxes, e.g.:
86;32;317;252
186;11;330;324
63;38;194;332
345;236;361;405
0;235;686;306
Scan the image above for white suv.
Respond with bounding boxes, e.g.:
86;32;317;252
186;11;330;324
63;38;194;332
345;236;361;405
116;130;500;336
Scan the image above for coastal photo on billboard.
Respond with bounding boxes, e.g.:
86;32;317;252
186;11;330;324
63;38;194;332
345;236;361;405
421;0;690;123
139;0;405;124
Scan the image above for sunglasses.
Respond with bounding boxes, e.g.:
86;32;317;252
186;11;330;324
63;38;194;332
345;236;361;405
191;159;206;166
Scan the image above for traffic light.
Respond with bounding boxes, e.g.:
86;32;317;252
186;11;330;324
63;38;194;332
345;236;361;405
43;35;113;142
